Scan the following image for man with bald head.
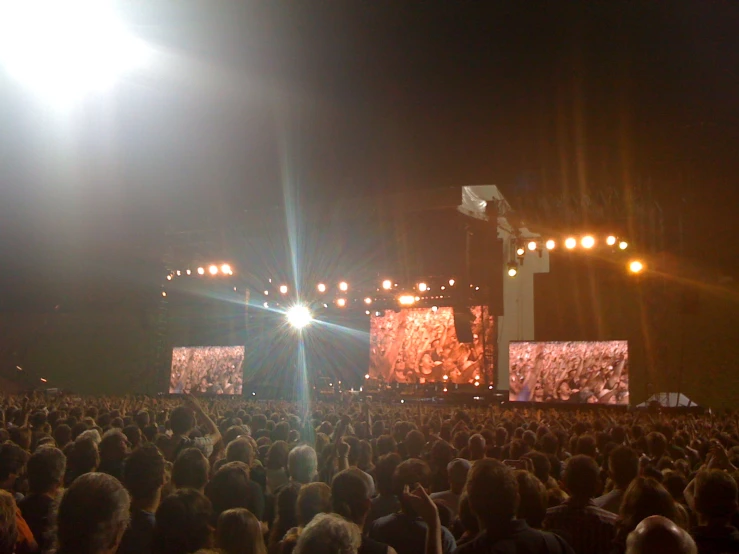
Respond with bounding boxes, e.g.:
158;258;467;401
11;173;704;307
626;516;697;554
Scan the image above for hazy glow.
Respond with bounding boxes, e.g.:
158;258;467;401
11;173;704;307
286;305;313;329
398;295;416;306
565;237;577;249
619;241;629;250
221;264;232;275
545;239;556;250
208;265;218;275
339;281;348;292
527;241;537;251
0;0;149;103
606;235;617;246
629;260;644;274
337;298;347;307
279;285;288;294
317;283;327;293
418;282;428;292
581;235;595;249
364;297;372;305
381;279;392;290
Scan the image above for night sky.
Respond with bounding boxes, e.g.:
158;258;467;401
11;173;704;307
1;2;738;276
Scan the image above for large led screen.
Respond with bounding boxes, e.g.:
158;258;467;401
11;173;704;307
169;346;244;395
369;306;494;384
509;341;629;404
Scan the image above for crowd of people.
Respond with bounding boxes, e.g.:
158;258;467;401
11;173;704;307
169;347;245;395
1;391;738;554
370;307;494;385
509;341;630;405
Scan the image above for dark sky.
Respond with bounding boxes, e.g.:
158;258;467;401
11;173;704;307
1;1;738;274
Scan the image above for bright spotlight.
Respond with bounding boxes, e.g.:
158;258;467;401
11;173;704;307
364;297;372;305
186;269;191;275
208;265;218;275
448;279;455;286
619;241;629;250
317;283;327;293
221;264;232;275
176;270;181;276
337;298;347;308
527;241;537;251
629;260;644;274
507;263;518;277
443;374;448;380
161;291;167;297
166;275;172;281
286;305;313;329
516;246;526;256
581;235;595;249
418;282;428;292
365;374;370;379
398;295;416;306
197;267;205;275
545;239;556;250
279;285;288;294
382;279;392;290
339;281;349;292
606;235;617;246
0;0;149;104
474;381;480;387
431;306;438;312
565;237;577;249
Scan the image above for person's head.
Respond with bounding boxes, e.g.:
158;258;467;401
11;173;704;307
66;437;100;483
404;430;426;458
99;430;129;464
468;434;486;460
620;477;680;536
54;424;73;448
609;446;639;490
153;489;214;554
515;470;548;529
172;448;210;492
272;481;301;539
694;469;738;524
288;445;318;484
331;468;372;526
625;515;697;554
265;440;289;470
170;406;196;436
56;473;131;554
376;434;397;456
216;508;266;554
375;453;401;496
226;438;254;466
564;455;600;500
575;435;597;458
293;512;361;554
647;432;668;459
0;441;29;489
0;490;17;554
392;458;431;497
206;462;263;521
297;482;331;527
466;459;518;528
122;444;166;506
27;446;66;495
522;451;551;486
447;458;471;494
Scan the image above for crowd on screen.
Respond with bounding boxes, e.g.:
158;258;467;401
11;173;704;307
1;391;738;554
169;347;244;395
370;307;494;385
509;342;630;405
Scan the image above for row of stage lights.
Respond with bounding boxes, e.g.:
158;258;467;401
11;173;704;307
516;234;628;256
166;264;234;280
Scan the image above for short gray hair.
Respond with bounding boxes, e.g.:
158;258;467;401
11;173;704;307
294;513;361;554
56;472;131;554
288;445;318;484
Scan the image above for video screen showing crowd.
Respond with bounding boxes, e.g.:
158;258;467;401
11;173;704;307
169;346;244;395
369;306;494;384
509;340;629;404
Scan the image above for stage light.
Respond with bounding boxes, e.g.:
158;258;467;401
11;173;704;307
263;302;269;308
516;246;526;256
221;264;232;275
606;235;617;246
186;269;191;275
581;235;595;249
365;374;370;379
166;275;172;281
565;237;577;249
317;283;327;293
546;239;556;250
286;305;313;329
374;311;381;317
400;399;405;404
448;279;455;286
474;381;480;387
474;375;480;380
629;260;644;274
337;298;347;308
443;375;448;380
507;263;518;277
197;267;205;275
443;388;448;393
365;310;370;315
431;306;438;312
176;270;181;276
209;265;218;275
279;285;288;294
339;281;348;292
364;297;372;305
619;241;629;250
0;0;149;104
161;291;167;297
527;241;537;251
488;385;493;390
382;279;392;290
398;295;416;306
418;282;428;292
40;378;47;383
